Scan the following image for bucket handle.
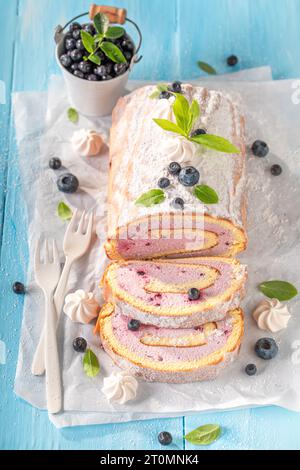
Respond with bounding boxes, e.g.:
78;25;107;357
89;4;127;24
55;5;143;63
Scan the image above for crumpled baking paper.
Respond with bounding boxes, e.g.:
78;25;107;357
13;66;300;428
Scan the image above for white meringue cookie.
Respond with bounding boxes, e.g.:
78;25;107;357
63;289;100;324
252;298;291;333
71;129;104;157
102;371;138;405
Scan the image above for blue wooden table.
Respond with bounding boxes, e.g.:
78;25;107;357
1;0;300;450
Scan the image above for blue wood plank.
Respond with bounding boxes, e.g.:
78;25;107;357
0;0;184;451
0;0;18;246
185;407;300;450
178;0;300;80
1;0;300;450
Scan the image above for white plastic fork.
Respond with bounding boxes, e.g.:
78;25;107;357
31;210;94;376
34;239;61;414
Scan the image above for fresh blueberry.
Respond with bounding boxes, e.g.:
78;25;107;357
172;197;185;210
191;128;206;137
124;51;133;62
57;173;79;193
169;81;182;93
114;63;127;76
112;36;122;44
65;37;76;51
188;288;200;300
159;91;172;100
60;54;72;68
70;49;83;62
101;75;113;81
83;23;95;35
69;22;81;33
158;431;173;446
128;319;141;331
252;140;269;158
94;65;107;77
72;29;82;41
87;74;98;81
255;338;278;360
245;364;257;376
73;70;85;79
111;38;123;47
158;177;170;189
73;337;87;353
76;39;85;51
49;158;62;170
127;40;134;49
121;39;134;51
70;63;79;72
96;50;105;62
105;63;113;75
227;55;238;66
178;166;200;187
78;61;92;74
12;281;25;295
270;164;282;176
168;162;181;175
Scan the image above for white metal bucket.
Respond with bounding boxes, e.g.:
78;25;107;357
54;7;142;117
55;40;131;117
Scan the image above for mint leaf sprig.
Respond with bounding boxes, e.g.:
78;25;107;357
57;201;73;221
153;94;240;154
67;107;79;123
185;424;221;446
83;349;100;378
259;280;298;301
81;13;126;66
197;61;217;75
194;185;219;204
135;189;165;207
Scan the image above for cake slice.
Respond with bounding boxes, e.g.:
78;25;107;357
97;303;244;383
105;84;246;260
102;257;246;328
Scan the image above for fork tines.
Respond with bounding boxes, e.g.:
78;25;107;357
35;239;59;267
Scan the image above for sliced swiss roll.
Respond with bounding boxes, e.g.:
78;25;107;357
105;84;246;261
102;257;247;328
105;213;246;260
97;303;244;383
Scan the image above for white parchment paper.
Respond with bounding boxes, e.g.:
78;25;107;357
13;66;300;428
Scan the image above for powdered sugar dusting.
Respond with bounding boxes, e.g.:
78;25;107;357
110;84;245;231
